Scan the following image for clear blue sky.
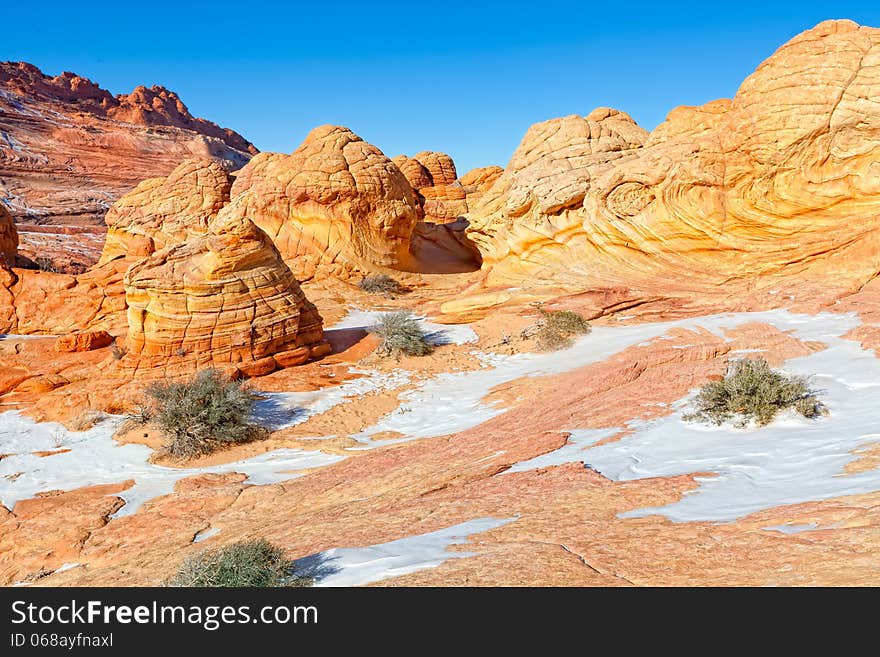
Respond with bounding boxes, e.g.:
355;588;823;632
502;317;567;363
4;2;880;173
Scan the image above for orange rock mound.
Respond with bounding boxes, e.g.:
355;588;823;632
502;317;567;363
123;211;324;371
463;20;880;310
98;158;232;265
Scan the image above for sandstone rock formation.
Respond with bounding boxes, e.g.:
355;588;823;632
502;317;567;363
464;107;649;283
123;211;325;371
464;20;880;308
0;62;255;269
0;204;17;266
0;260;130;336
222;125;424;278
393;151;467;224
459;166;503;192
98;158;232;265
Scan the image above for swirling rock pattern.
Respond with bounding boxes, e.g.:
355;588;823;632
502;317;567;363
465;21;880;304
123;212;324;370
99;159;232;265
223;125;423;278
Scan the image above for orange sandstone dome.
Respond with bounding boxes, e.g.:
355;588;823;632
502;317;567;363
461;20;880;306
224;125;424;278
123;211;324;370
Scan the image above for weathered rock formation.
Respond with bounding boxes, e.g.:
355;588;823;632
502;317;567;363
393;151;467;224
225;125;433;278
459;166;503;192
0;203;17;266
0;62;255;269
464;20;880;308
98;158;232;265
464;108;649;283
123;211;325;371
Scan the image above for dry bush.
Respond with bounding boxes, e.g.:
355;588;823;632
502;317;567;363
684;358;826;427
358;274;408;297
167;539;311;587
369;311;433;358
147;369;267;459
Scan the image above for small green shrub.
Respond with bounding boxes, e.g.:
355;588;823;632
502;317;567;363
358;274;407;297
684;358;826;428
147;369;267;459
534;309;591;352
167;539;312;587
369;311;433;358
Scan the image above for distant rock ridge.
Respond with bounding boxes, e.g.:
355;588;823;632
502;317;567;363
0;62;256;154
0;60;257;272
123;210;326;374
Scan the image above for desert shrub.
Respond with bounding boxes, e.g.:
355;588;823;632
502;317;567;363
684;358;826;428
369;311;433;358
147;369;267;459
69;410;107;432
126;401;155;426
33;256;60;273
358;274;407;297
111;344;127;360
167;539;311;587
534;308;591;352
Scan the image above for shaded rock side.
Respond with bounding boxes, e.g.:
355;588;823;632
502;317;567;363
0;204;17;267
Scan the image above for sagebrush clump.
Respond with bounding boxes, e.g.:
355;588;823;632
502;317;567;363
534;308;591;351
358;274;407;297
167;539;311;587
147;369;267;459
684;357;826;428
369;311;433;358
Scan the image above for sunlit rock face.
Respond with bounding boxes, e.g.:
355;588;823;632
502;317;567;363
466;20;880;304
0;61;255;226
123;211;324;369
98;158;233;265
222;125;424;279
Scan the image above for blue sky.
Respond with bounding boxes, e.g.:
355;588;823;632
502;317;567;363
4;2;880;173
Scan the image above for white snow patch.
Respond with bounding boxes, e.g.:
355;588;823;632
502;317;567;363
349;310;836;449
0;412;343;516
505;428;620;473
575;310;880;522
297;517;516;586
193;527;220;543
54;562;81;573
762;523;820;535
254;368;411;430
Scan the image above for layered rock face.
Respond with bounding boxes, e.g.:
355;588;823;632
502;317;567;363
124;212;324;370
393;151;467;223
0;62;255;269
223;125;424;278
98;158;232;265
466;20;880;303
465;108;649;282
0;204;16;266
